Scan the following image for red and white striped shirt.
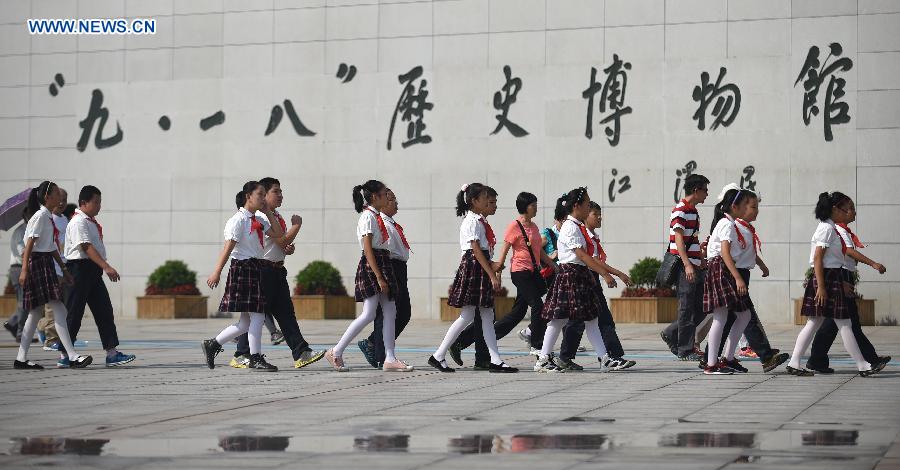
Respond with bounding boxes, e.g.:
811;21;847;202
669;199;702;267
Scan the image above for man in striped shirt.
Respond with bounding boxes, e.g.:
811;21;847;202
660;174;710;360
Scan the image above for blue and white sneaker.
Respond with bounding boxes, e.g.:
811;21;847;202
106;351;136;367
57;357;70;368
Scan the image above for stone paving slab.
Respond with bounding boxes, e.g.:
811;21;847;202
0;319;898;469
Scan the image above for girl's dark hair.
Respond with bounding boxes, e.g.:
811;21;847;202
234;191;244;209
239;181;263;208
814;191;851;222
710;188;758;233
63;203;76;220
559;187;588;216
26;181;57;214
515;192;538;215
455;183;498;217
352;180;386;213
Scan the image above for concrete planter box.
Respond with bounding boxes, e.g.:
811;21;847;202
0;294;17;316
291;295;356;320
439;297;516;321
137;296;208;319
793;298;875;326
610;297;679;323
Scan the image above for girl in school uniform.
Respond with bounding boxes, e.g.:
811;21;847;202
15;181;91;369
201;181;283;372
701;187;764;375
325;180;413;372
535;187;620;373
786;192;882;377
428;183;518;373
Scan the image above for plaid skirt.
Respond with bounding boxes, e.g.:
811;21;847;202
448;249;494;309
22;251;62;311
219;258;266;313
801;268;850;319
541;263;602;321
354;249;399;302
703;256;753;314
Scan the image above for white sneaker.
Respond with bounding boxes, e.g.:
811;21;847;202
518;328;531;345
577;345;588;352
602;354;637;371
528;347;541;357
534;354;565;373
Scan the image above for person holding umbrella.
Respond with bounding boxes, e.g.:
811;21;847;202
15;181;91;369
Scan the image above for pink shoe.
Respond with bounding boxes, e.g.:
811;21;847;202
382;359;414;372
325;349;349;372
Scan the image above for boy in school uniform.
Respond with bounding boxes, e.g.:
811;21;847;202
62;185;135;367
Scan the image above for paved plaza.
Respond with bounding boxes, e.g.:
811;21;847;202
1;319;898;469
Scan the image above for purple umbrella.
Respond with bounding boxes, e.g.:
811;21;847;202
0;188;32;231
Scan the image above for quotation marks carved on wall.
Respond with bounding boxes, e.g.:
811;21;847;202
48;73;64;97
336;63;357;83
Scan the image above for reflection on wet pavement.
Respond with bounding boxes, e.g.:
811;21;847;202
659;432;756;448
11;437;109;456
354;434;409;452
218;436;289;452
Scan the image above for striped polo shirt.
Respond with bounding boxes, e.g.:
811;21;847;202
669;199;702;266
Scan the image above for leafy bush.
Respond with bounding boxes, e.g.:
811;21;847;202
145;260;200;295
294;261;348;296
621;257;674;297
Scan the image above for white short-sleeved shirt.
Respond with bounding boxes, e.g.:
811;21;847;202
557;216;591;266
224;208;270;260
834;224;858;272
357;207;391;251
23;206;59;253
9;223;25;265
51;214;68;275
257;210;286;262
707;216;756;269
381;213;410;262
809;219;845;269
459;211;492;255
65;209;107;261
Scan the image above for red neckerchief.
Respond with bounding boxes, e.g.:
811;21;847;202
570;218;594;257
391;218;411;250
274;210;287;232
76;209;103;241
47;213;60;249
734;218;760;254
479;216;496;250
836;223;865;251
591;234;607;262
248;214;264;248
366;206;389;243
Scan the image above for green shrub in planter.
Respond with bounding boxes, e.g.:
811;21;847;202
621;257;674;298
294;261;348;296
146;260;200;295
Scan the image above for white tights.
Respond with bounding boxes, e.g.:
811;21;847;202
333;294;398;363
540;318;608;359
789;316;871;371
434;305;501;364
706;307;751;365
17;301;79;362
215;312;265;355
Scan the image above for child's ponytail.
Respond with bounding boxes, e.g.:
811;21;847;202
352;180;387;213
352;185;365;213
814;191;849;221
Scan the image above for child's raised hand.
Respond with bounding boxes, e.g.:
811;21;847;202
291;214;302;227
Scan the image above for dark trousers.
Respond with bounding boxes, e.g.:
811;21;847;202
559;287;625;360
807;298;879;368
367;260;412;364
236;265;310;360
704;269;775;363
64;260;119;351
662;265;706;356
458;270;548;365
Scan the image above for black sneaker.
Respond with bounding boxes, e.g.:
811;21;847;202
805;363;834;374
660;331;677;355
202;339;222;369
724;358;748;373
558;357;583;371
427;355;455;372
489;362;519;373
761;352;789;373
69;355;92;369
248;354;278;372
357;340;379;369
876;356;891;371
473;360;491;371
449;344;464;366
786;366;815;376
703;363;734;375
603;355;636;371
270;330;285;345
13;360;43;370
859;368;879;377
3;322;16;338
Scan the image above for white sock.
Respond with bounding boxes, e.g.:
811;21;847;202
540;319;566;358
835;318;871;371
706;307;728;366
247;312;265;355
584;318;608;358
15;309;41;362
479;308;502;364
723;310;751;361
215;312;251;345
333;296;378;357
380;295;398;363
49;301;79;360
434;305;476;361
788;317;824;369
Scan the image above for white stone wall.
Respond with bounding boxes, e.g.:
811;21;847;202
1;0;898;323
